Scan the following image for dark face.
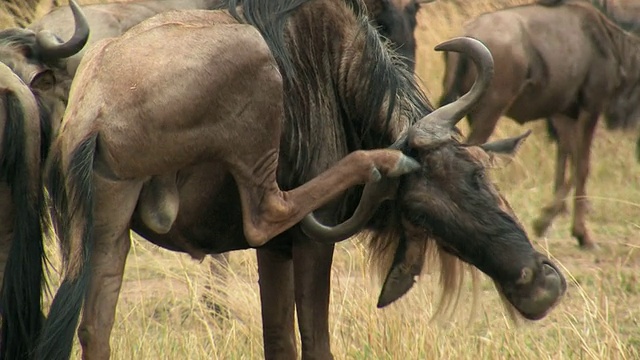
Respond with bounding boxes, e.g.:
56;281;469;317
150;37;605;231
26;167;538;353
398;137;566;320
604;84;640;130
371;0;420;71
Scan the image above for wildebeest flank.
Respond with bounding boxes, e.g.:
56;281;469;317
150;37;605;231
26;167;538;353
36;1;566;359
0;1;226;359
439;0;640;249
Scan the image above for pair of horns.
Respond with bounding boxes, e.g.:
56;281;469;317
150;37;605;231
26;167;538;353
301;37;494;242
35;0;90;61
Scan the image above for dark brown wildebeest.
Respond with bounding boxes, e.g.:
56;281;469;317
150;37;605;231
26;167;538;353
364;0;434;70
34;0;566;359
0;1;227;359
439;0;640;249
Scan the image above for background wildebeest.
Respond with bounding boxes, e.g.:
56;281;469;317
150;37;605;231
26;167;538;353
34;0;565;359
364;0;434;70
439;0;640;249
0;1;226;359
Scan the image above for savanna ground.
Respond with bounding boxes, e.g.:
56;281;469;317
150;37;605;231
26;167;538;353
4;0;640;358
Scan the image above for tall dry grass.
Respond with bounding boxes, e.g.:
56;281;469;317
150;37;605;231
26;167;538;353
5;0;640;358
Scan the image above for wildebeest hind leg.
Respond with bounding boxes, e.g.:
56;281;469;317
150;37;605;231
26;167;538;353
570;112;598;249
533;116;576;236
77;174;143;359
232;148;417;247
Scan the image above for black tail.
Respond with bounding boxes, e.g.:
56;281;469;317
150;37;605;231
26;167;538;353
35;135;97;360
0;91;46;360
438;51;469;108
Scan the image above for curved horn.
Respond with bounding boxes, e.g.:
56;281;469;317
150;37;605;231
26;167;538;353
300;176;398;242
35;0;89;60
416;37;493;131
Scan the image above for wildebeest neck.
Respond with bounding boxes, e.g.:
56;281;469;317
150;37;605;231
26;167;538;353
231;0;432;188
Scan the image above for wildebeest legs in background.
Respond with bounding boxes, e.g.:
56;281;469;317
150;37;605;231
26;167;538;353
202;253;231;318
531;113;598;247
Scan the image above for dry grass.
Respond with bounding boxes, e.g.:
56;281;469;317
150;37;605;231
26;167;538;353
10;0;640;358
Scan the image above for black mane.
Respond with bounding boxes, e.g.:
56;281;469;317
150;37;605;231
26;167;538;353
226;0;432;189
0;28;65;68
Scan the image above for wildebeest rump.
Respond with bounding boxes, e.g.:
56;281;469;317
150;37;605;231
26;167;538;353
0;1;226;359
35;0;566;359
439;0;640;249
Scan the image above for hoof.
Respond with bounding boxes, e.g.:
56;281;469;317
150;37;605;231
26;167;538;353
577;237;598;251
370;167;382;182
532;217;551;237
201;295;230;321
387;155;420;177
559;202;569;216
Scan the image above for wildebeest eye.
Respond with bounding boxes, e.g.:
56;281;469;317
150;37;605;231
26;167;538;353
471;170;485;189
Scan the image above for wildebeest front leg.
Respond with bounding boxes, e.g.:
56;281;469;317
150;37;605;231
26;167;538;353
257;244;297;360
77;175;143;360
293;237;335;360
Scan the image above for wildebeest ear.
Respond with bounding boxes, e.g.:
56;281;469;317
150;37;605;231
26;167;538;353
30;69;56;91
377;264;417;308
478;130;531;168
480;130;531;155
377;229;425;308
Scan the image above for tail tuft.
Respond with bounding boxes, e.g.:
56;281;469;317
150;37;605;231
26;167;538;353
35;134;97;360
0;91;45;360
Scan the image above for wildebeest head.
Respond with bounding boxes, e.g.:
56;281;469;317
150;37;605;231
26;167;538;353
0;0;89;92
365;0;434;71
388;39;564;320
303;37;566;321
603;79;640;130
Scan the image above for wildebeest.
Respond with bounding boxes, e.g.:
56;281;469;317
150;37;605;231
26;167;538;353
364;0;434;70
439;0;640;249
32;0;566;359
0;1;227;359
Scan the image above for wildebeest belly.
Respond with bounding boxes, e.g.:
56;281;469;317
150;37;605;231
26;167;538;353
505;85;581;123
130;163;251;259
